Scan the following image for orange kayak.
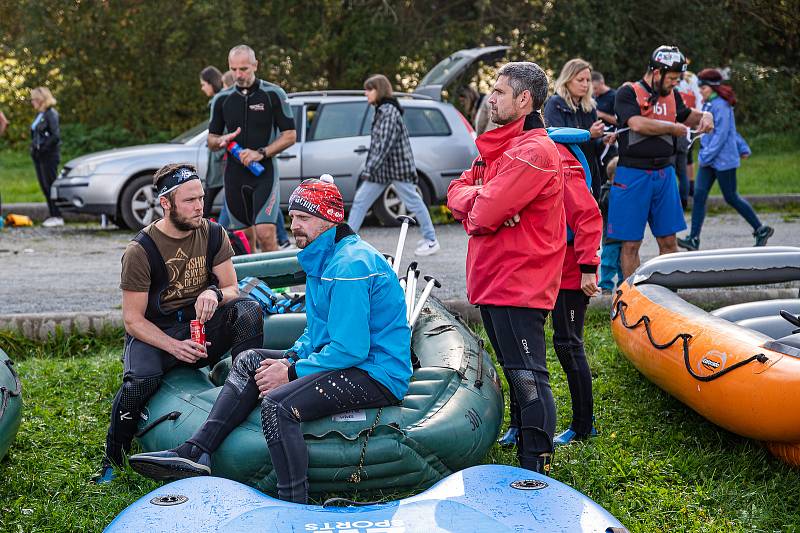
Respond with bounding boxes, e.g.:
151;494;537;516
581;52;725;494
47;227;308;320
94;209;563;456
611;247;800;466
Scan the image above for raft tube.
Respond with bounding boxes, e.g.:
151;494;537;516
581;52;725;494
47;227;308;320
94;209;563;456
105;464;627;533
0;348;22;461
611;247;800;466
136;296;504;494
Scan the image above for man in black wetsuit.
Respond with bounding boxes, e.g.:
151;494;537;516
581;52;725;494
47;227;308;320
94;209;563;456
209;44;296;252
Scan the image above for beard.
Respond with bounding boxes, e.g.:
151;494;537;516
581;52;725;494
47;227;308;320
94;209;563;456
292;230;310;249
169;209;201;231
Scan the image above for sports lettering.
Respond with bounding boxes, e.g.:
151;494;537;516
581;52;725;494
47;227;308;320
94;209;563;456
304;518;405;532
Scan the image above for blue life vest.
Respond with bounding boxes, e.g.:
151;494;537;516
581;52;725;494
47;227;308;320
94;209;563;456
547;127;592;243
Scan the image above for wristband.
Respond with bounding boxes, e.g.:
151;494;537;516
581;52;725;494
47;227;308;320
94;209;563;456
207;285;223;303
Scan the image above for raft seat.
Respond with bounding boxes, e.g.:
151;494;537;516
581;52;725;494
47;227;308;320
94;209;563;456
735;316;797;339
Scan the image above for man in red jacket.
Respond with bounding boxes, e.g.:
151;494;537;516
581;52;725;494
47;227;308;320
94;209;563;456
447;62;565;474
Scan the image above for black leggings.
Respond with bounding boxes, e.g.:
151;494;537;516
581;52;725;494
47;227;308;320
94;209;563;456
506;291;593;435
551;289;593;435
103;298;263;466
188;349;398;503
480;306;555;467
32;151;61;217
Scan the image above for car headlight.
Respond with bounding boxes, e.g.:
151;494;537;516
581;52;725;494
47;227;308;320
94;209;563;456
69;163;97;177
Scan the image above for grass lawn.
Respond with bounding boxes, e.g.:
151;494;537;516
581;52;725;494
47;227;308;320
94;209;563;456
1;131;798;205
1;311;799;532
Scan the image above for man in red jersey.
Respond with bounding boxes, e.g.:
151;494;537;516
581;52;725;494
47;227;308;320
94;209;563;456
447;62;565;475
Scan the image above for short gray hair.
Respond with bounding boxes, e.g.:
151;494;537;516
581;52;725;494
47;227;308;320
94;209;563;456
229;44;256;63
497;62;549;110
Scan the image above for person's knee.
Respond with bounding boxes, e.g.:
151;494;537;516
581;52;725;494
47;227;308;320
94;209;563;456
553;342;578;371
260;395;297;441
231;299;263;333
117;375;161;413
231;349;265;378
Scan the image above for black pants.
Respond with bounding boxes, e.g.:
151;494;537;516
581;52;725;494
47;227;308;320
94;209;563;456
551;289;593;435
480;306;555;467
203;186;223;218
32;150;61;217
188;349;398;503
104;298;263;466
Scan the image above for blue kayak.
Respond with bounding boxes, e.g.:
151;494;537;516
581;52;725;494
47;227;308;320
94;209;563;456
105;464;626;532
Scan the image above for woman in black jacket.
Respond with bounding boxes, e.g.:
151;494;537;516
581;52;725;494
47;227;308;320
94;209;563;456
540;58;605;198
30;87;62;227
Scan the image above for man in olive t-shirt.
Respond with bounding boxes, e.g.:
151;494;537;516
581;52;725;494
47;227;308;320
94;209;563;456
94;163;264;484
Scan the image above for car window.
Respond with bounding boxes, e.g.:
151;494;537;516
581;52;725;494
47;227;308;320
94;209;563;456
172;121;209;144
308;102;368;141
360;106;451;137
291;105;303;139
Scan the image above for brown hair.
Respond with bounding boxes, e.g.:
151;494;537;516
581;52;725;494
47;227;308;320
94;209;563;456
697;68;737;107
364;74;394;101
153;163;197;203
200;66;223;94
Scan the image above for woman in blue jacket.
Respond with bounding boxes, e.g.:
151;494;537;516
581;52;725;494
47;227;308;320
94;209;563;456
678;69;773;250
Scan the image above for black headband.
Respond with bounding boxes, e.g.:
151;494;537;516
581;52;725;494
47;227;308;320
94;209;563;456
156;167;200;198
697;78;721;87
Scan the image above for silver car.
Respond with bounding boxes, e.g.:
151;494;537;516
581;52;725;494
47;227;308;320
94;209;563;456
51;92;477;230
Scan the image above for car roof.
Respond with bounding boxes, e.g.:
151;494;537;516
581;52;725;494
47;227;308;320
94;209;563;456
288;91;442;108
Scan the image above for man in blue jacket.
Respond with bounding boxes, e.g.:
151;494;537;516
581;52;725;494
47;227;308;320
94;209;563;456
129;176;412;503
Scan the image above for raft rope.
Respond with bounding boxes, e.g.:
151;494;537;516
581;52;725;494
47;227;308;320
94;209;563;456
135;411;182;439
349;407;383;484
612;295;769;382
0;359;22;421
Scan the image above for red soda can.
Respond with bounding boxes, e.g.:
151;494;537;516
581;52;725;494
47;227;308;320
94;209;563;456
190;319;205;346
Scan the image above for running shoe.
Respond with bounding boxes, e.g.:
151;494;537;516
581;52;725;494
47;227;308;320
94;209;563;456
42;217;64;227
414;239;440;256
497;426;519;447
91;462;116;484
677;235;700;251
553;425;598;446
753;225;774;247
129;443;210;481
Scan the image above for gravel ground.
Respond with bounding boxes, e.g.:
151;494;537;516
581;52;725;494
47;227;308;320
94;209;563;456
0;212;796;315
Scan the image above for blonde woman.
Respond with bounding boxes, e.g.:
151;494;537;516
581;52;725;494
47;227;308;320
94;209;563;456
542;58;605;197
30;87;63;227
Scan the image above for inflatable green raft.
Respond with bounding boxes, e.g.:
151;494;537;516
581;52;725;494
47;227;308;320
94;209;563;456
0;348;22;461
135;251;503;495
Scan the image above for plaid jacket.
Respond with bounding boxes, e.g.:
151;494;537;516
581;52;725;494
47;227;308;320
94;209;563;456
361;100;418;184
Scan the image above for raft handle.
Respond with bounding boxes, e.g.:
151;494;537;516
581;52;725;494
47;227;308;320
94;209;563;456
0;359;22;421
613;299;769;383
474;339;484;388
322;497;385;508
135;410;182;439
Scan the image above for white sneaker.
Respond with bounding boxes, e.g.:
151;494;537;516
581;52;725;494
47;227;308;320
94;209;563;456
414;239;440;256
42;217;64;227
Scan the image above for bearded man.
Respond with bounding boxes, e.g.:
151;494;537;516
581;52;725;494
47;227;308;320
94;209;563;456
93;163;264;483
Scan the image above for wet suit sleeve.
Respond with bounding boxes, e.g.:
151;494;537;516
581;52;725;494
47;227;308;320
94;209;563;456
362;106;401;179
293;277;371;378
674;90;691;123
208;93;226;135
268;87;295;132
446;159;481;221
462;149;559;235
563;163;602;272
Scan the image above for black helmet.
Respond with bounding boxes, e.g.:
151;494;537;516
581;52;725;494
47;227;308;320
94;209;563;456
649;46;687;73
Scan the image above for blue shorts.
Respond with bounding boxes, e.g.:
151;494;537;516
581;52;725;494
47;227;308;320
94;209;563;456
607;165;686;241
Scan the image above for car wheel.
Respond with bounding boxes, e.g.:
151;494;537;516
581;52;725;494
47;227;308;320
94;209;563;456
372;178;433;227
119;174;163;230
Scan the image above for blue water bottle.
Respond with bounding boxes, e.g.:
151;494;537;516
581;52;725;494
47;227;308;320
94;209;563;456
227;142;264;176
